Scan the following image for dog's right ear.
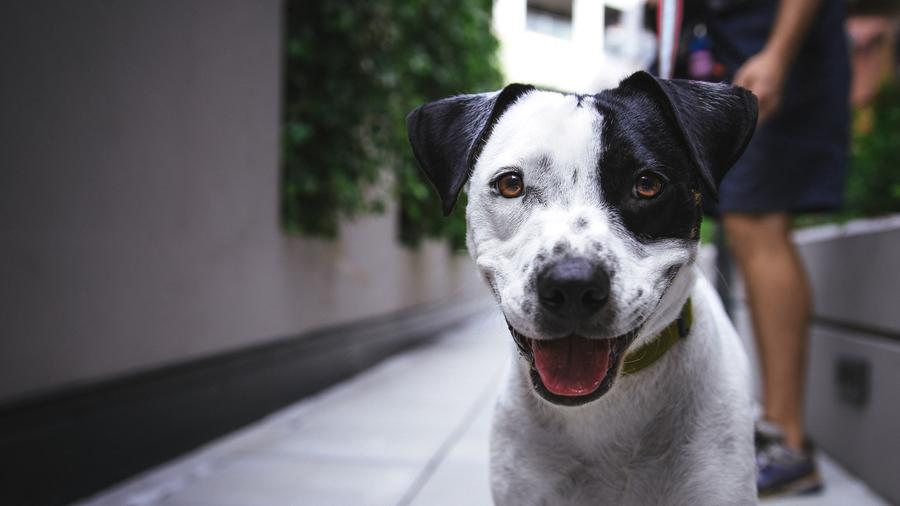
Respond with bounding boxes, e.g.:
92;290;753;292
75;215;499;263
406;83;534;215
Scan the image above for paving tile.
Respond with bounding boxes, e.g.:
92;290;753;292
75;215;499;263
407;395;495;506
253;419;452;465
162;454;419;506
408;453;492;506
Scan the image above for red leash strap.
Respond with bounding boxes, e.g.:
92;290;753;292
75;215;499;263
656;0;683;79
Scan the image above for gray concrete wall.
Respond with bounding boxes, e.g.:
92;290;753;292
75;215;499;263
796;215;900;333
799;216;900;505
0;1;487;404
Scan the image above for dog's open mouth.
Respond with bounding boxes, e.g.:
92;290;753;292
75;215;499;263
509;327;637;406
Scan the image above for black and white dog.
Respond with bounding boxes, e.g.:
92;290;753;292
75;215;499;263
407;71;758;505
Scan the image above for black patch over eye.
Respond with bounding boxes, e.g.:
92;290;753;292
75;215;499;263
495;171;525;198
634;172;665;199
595;100;700;242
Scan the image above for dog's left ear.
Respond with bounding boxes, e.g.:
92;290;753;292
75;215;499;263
406;83;534;215
617;71;758;199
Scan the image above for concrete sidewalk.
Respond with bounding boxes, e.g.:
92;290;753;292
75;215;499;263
81;311;890;506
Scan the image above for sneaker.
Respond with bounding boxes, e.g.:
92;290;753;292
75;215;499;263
755;421;824;499
754;419;784;449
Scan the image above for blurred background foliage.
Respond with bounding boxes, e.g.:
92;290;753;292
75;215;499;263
282;0;503;249
848;82;900;217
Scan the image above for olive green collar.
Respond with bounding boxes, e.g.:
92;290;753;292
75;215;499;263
621;299;692;376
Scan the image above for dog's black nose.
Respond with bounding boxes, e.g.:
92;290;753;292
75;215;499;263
537;257;610;320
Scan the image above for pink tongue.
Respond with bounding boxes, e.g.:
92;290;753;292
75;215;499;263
531;336;611;397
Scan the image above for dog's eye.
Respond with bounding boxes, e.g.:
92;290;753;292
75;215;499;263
496;172;524;198
634;173;664;199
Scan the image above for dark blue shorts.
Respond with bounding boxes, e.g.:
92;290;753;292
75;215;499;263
706;0;851;214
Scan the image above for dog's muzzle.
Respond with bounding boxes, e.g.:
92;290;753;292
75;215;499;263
508;324;638;407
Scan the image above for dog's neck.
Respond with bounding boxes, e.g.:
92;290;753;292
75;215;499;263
621;299;691;376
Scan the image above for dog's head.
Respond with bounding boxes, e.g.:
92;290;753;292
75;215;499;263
407;71;756;406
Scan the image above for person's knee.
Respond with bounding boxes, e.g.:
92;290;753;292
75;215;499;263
722;213;792;261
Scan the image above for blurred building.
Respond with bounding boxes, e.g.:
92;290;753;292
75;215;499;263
493;0;656;92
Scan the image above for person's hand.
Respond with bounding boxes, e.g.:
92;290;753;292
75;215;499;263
733;49;789;125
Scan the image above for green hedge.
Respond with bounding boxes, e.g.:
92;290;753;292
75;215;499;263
847;83;900;218
282;0;503;249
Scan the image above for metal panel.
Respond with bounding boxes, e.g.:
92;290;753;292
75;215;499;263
805;325;900;505
797;217;900;338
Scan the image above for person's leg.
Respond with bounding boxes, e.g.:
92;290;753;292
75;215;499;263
723;212;809;452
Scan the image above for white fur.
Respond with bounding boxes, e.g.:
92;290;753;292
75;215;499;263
467;92;693;342
462;91;755;505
